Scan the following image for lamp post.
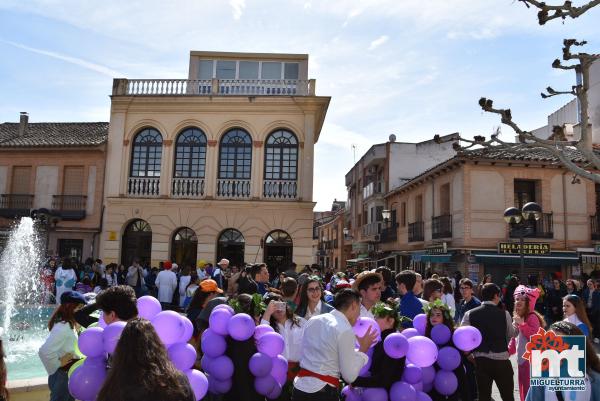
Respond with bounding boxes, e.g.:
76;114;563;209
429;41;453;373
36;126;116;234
503;202;542;281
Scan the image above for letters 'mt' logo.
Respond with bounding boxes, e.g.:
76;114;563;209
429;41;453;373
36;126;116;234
523;328;586;378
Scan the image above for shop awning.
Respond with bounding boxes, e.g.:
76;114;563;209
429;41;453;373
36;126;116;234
420;254;453;263
473;251;579;267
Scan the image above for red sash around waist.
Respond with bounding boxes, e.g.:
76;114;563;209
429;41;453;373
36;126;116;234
297;368;339;387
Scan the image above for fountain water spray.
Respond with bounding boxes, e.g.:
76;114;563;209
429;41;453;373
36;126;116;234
0;217;44;336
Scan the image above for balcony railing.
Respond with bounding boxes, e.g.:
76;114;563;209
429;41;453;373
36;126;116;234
380;223;399;243
592;215;600;240
0;194;34;218
128;177;160;197
408;221;424;242
263;180;298;200
362;182;383;200
113;78;315;96
432;214;453;239
172;178;205;198
51;195;87;220
509;212;554;239
217;179;251;199
362;221;382;237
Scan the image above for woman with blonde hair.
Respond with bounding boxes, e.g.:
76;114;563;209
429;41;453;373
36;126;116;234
508;285;545;401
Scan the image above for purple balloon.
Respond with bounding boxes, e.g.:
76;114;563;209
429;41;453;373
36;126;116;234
437;346;461;371
352;317;381;345
402;364;423;384
421;365;436;384
200;355;214;372
255;375;277;396
180;316;194;343
98;312;107;328
412;314;427;335
168;343;197;371
363;387;389;401
422;381;433;392
434;370;458;395
208;375;232;394
452;326;482;352
249;352;273;377
210;355;234;380
401;328;419;339
390;381;416;401
102;321;126;354
213;304;235;315
78;327;104;358
257;332;285;357
227;313;255;341
185;369;208;401
271;355;288;386
209;308;232;336
266;382;283;400
137;295;162;320
417;391;432;401
201;329;227;358
384;333;409;359
413;382;423;392
152;311;186;346
341;385;361;401
68;359;107;401
431;324;451;345
406;336;438;368
254;324;275;340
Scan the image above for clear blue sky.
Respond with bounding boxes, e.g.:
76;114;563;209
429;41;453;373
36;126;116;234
1;0;599;209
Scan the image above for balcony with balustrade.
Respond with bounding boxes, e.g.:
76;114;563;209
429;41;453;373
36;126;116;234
112;78;316;97
591;215;600;240
128;177;160;197
263;180;298;200
508;212;553;239
172;178;205;198
432;214;452;239
380;223;399;243
362;221;382;240
408;221;424;242
51;195;87;220
0;194;34;218
217;179;251;199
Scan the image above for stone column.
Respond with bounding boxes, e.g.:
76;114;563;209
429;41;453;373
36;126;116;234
300;114;315;201
205;140;218;198
160;140;174;197
252;141;264;199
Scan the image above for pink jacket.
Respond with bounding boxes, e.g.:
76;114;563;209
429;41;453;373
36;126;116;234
509;312;541;365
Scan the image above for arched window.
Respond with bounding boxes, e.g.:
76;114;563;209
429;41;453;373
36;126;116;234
217;229;245;267
121;219;152;266
174;128;207;178
130;128;163;177
218;229;245;244
264;230;293;275
219;129;252;179
171;227;198;267
264;130;298;181
265;230;293;245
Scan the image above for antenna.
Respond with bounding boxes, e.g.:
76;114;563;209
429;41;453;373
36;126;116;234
351;144;357;163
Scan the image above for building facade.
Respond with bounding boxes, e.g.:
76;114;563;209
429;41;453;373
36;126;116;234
0;113;107;261
313;200;347;270
380;146;600;282
344;134;458;268
99;51;330;272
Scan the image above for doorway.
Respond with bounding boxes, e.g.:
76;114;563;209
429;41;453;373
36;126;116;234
264;230;293;276
217;229;245;267
121;219;152;267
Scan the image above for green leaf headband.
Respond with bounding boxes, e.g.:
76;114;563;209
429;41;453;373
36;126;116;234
423;299;452;321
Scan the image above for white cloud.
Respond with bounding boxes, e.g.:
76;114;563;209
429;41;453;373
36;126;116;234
230;0;246;20
368;35;389;50
1;40;125;77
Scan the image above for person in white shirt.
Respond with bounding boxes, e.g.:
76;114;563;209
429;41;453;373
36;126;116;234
352;270;384;319
39;291;87;401
296;277;334;320
261;293;307;377
293;288;378;401
440;277;456;318
177;265;192;307
155;262;177;304
54;260;78;304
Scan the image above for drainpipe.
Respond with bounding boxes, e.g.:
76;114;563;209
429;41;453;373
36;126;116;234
562;171;568;250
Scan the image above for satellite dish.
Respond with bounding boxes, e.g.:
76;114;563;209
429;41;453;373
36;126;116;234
389;134;396;142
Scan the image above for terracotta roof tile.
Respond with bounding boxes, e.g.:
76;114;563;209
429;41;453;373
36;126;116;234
0;122;108;148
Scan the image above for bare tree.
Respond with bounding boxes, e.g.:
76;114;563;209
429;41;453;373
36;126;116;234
436;3;600;183
519;0;600;25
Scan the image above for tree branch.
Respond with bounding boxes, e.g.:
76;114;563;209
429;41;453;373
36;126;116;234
519;0;600;24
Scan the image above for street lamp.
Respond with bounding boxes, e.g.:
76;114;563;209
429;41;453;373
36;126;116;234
503;202;542;281
381;209;391;222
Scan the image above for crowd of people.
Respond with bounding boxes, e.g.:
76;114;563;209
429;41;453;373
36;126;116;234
2;256;599;401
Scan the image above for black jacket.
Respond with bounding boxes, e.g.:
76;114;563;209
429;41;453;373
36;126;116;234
352;329;405;390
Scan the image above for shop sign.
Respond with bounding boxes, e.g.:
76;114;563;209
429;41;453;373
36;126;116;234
497;242;550;255
352;243;368;252
426;242;447;254
358;253;369;259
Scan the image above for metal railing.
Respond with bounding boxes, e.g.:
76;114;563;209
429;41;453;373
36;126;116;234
0;194;34;217
51;195;87;211
263;180;298;200
432;214;452;239
591;215;600;240
216;179;251;199
113;78;314;96
380;223;399;243
408;221;424;242
128;177;160;197
172;178;205;198
509;212;554;239
362;221;382;237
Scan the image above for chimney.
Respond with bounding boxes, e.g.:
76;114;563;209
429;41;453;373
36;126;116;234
18;112;29;136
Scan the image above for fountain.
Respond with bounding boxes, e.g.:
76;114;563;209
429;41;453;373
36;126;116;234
0;216;50;381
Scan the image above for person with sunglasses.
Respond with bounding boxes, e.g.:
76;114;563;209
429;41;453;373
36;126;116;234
508;285;545;401
296;276;333;320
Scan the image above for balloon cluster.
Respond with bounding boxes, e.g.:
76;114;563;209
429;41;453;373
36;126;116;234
202;306;288;399
68;296;209;401
343;314;482;401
